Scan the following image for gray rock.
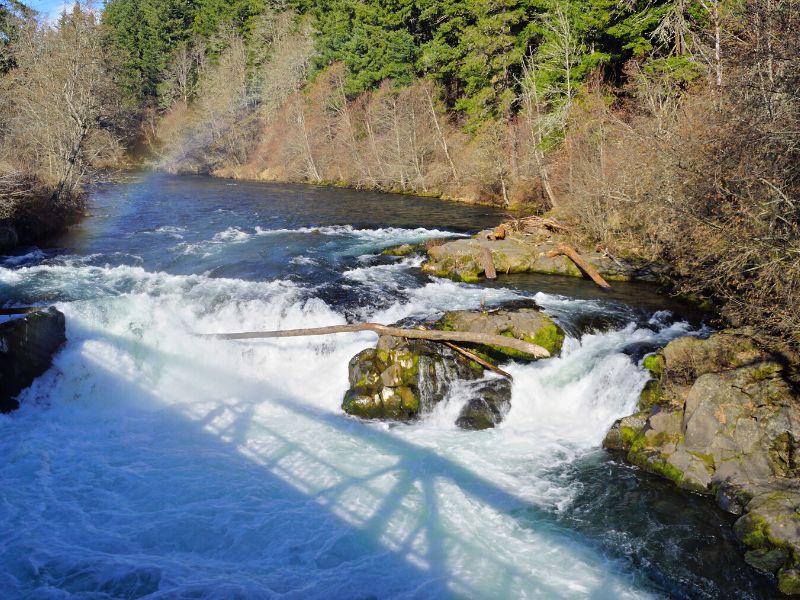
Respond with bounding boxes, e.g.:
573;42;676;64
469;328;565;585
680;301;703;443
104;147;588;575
455;379;513;430
0;307;66;412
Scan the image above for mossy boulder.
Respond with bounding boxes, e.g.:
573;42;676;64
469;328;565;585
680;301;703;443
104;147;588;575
381;243;426;257
606;329;800;594
342;335;491;423
342;303;558;426
437;302;564;361
422;229;664;283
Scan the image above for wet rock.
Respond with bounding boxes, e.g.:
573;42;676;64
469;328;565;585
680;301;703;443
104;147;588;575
455;379;513;430
381;243;426;257
342;303;555;426
0;307;66;413
603;412;648;451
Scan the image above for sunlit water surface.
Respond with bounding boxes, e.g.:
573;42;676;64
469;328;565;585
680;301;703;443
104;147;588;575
0;174;773;599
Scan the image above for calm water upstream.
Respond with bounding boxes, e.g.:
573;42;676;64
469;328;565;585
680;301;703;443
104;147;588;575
0;174;773;598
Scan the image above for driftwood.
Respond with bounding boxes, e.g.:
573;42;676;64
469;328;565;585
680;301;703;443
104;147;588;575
442;341;512;380
546;243;612;290
200;323;550;359
480;246;497;280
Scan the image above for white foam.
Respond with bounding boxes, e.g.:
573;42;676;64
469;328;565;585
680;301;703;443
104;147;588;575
0;260;681;598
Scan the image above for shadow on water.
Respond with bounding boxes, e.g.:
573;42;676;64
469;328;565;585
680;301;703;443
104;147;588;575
0;320;775;599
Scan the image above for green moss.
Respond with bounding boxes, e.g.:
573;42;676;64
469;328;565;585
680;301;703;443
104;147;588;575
638;380;664;410
643;353;666;377
778;569;800;595
688;451;715;470
526;318;565;356
620;426;641;449
628;448;685;485
735;514;772;549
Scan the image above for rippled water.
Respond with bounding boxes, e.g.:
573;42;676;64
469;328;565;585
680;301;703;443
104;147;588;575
0;174;772;598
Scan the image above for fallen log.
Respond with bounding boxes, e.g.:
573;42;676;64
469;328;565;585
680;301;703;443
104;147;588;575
546;243;611;290
480;246;497;280
199;323;550;359
442;341;512;379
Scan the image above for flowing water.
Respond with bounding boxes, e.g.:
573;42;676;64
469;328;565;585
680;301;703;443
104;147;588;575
0;174;773;599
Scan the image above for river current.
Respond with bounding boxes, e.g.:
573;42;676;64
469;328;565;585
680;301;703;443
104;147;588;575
0;174;773;598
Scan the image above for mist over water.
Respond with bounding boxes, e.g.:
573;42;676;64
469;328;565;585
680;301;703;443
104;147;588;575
0;174;772;598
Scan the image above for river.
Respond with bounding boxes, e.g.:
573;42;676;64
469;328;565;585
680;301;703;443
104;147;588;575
0;174;773;598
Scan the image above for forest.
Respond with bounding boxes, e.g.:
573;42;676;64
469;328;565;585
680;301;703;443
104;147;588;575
0;0;797;343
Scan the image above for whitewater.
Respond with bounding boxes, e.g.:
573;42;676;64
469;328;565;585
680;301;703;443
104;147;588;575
0;174;771;599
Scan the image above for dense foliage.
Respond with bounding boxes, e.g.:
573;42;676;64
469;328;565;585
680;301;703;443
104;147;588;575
103;0;694;124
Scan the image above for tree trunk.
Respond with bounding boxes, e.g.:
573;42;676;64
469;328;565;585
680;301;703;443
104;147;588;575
546;244;612;290
200;323;551;358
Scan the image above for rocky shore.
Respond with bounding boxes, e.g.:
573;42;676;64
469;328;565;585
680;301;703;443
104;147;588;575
604;329;800;595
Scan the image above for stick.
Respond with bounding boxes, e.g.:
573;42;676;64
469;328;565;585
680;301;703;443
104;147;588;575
442;341;513;380
480;246;497;280
198;323;550;359
546;243;612;290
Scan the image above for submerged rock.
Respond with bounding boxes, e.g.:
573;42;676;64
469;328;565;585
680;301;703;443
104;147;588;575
0;307;66;413
604;329;800;592
341;302;561;428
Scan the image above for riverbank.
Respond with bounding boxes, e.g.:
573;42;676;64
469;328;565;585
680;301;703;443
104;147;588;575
0;166;86;252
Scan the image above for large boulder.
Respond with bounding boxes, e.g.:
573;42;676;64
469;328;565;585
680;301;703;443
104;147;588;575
342;336;485;421
342;303;562;427
604;329;800;592
0;307;66;413
438;303;564;360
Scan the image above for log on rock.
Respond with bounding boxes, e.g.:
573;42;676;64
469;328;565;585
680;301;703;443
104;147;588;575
480;246;497;280
200;323;550;359
546;243;611;290
442;341;512;379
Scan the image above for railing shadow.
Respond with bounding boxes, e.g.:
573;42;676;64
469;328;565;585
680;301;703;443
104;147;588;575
5;321;662;599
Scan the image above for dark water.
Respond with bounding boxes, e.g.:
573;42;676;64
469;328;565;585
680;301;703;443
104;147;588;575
0;173;773;599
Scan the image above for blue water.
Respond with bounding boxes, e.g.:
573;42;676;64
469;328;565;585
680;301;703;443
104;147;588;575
0;174;772;598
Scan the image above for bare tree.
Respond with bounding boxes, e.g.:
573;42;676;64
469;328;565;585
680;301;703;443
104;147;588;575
6;2;123;200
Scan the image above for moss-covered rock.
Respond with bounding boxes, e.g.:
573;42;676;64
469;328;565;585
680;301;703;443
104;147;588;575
438;302;564;361
422;229;666;283
606;329;800;594
381;243;426;257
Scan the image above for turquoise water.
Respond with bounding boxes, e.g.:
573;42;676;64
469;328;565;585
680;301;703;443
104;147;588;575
0;174;771;598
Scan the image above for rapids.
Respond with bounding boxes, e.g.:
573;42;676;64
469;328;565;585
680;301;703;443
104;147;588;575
0;174;773;598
